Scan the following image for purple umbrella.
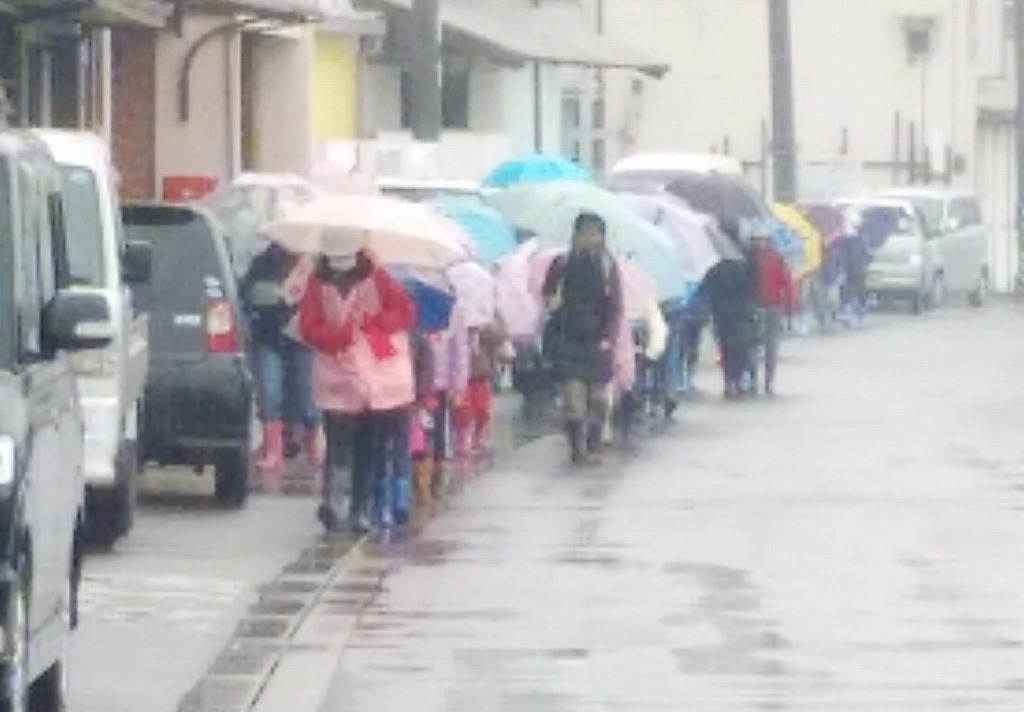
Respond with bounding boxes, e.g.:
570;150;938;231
618;193;723;282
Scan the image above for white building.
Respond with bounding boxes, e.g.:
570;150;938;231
601;0;1020;290
351;0;666;180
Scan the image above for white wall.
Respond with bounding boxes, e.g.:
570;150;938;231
360;57;564;158
603;0;993;191
155;15;238;188
250;30;313;174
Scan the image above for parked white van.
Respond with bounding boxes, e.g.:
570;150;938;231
877;188;990;307
33;130;151;547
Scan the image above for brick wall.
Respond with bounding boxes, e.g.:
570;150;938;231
111;29;156;200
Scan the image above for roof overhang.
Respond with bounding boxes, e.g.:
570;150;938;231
186;0;317;23
360;0;669;78
10;0;170;27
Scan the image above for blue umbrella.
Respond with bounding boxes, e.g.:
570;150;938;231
483;155;591;189
431;198;518;264
396;276;455;332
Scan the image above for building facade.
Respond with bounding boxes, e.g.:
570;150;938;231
602;0;1021;289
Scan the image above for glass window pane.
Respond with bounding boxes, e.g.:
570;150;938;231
59;166;105;287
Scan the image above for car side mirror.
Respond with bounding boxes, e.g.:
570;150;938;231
42;291;114;353
123;240;152;285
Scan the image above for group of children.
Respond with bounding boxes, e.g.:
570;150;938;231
409;315;508;515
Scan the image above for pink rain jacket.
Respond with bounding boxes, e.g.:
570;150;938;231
299;268;417;414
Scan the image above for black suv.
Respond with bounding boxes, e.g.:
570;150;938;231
124;203;254;507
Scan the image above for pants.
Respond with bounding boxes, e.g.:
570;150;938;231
715;312;749;389
322;409;408;522
683;320;705;382
455;378;494;451
563;379;610;428
322;412;352;522
255;341;319;427
381;411;412;522
432;393;450;463
754;307;784;387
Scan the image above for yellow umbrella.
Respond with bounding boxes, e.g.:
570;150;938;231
772;202;822;278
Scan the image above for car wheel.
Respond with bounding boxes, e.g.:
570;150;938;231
969;272;988;308
1;565;29;712
215;447;251;509
84;443;137;548
28;572;71;712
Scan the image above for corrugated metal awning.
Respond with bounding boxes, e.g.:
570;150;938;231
365;0;669;78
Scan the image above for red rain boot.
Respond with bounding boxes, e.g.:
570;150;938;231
256;421;285;492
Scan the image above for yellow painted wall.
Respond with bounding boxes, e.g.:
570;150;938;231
311;34;357;141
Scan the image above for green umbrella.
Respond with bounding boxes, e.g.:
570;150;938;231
487;181;690;302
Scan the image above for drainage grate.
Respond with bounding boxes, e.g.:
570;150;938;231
282;558;335;575
178;677;255;712
251;598;306;617
259;579;320;597
234;617;291;640
209;641;281;677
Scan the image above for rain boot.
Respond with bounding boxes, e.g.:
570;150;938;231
414;457;433;508
256;421;285;492
567;422;586;465
586;422;604;462
303;425;325;470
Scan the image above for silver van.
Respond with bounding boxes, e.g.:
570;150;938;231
878;188;990;306
835;198;937;314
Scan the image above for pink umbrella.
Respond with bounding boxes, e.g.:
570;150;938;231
446;261;495;328
494;240;543;340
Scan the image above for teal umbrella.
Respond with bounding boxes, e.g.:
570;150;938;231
431;197;518;264
483;155;591;188
488;181;691;302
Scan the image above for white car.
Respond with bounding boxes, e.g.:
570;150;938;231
877;188;990;307
609;152;745;193
0;130;105;710
34;130;152;547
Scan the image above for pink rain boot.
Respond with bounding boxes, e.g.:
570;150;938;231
256;421;285;492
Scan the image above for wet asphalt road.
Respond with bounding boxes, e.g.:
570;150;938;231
316;304;1024;712
70;474;319;712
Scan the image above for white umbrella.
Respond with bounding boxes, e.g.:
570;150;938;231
264;194;470;269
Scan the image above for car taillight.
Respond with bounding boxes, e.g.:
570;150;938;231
206;299;239;353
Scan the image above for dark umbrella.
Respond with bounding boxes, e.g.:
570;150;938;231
799;203;845;247
666;172;767;227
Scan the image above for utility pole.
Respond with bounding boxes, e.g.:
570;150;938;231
409;0;442;141
767;0;797;202
1015;0;1024;291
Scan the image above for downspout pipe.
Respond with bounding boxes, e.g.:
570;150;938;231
178;20;247;123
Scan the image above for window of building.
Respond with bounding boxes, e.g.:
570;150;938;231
399;53;472;131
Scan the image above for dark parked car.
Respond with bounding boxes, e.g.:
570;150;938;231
123;203;254;508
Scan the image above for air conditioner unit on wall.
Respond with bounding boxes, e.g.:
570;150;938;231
360;33;386;59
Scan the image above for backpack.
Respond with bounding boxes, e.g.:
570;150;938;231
541;251;617;368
